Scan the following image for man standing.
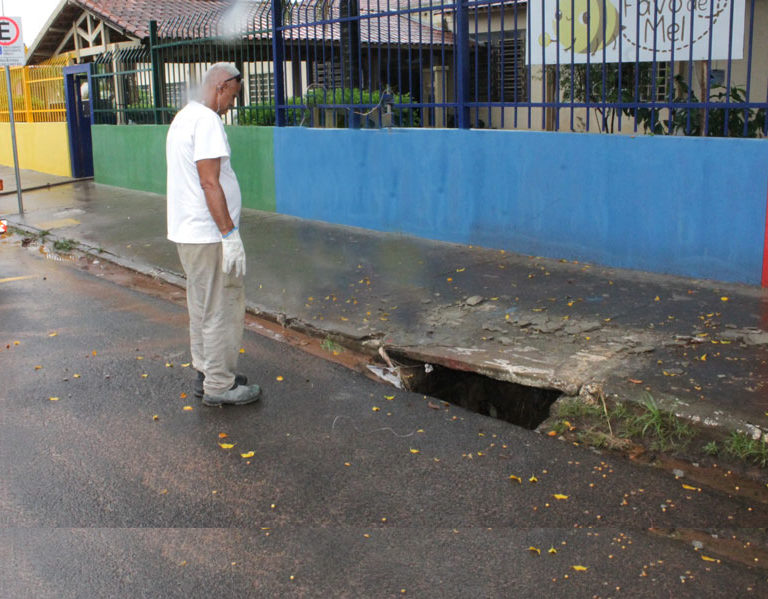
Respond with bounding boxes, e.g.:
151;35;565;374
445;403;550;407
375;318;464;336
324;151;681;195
166;63;261;406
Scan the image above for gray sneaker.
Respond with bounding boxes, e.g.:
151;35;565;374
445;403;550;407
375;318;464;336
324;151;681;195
202;383;262;407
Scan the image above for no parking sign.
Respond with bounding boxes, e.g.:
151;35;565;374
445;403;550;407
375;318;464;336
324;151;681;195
0;17;24;66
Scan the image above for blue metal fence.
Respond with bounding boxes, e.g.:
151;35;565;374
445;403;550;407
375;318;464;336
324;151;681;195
95;0;766;137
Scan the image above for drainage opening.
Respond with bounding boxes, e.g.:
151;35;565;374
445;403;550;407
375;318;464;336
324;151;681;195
395;359;561;430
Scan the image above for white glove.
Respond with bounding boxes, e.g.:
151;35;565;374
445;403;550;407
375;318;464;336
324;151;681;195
221;228;246;277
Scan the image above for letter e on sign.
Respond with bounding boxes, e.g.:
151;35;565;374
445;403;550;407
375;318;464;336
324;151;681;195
0;17;24;66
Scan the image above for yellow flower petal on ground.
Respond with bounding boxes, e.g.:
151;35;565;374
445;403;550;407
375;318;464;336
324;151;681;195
181;363;190;368
141;374;148;378
276;376;284;381
180;392;187;399
219;432;228;438
720;296;729;302
49;332;58;337
152;415;159;421
682;484;701;492
239;348;245;354
409;448;420;454
73;374;81;378
527;546;541;555
385;395;395;400
372;406;380;412
182;406;193;411
509;475;522;484
136;356;143;360
219;443;235;449
701;555;718;562
34;365;42;370
49;397;60;401
529;475;538;483
571;565;588;571
240;451;255;459
165;362;173;368
553;494;569;500
548;547;557;554
92;351;97;356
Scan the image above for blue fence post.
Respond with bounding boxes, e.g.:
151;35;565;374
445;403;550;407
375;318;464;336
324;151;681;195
271;0;286;127
454;0;470;129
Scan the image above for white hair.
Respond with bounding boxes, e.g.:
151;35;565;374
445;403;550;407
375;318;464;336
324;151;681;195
203;63;240;88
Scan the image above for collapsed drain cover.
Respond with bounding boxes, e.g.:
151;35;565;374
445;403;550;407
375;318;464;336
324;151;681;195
396;360;561;430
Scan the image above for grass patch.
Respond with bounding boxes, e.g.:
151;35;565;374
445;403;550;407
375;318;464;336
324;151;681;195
321;336;343;355
703;441;720;457
626;393;695;452
724;432;768;467
53;238;77;252
549;393;694;453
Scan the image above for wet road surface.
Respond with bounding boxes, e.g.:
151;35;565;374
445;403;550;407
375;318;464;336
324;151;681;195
1;234;766;598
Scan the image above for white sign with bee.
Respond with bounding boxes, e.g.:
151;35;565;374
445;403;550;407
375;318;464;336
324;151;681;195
528;0;745;64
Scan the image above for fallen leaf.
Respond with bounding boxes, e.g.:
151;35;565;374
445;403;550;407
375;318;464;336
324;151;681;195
136;356;144;360
509;475;522;484
720;297;729;302
701;555;718;562
182;406;193;411
49;397;60;401
181;363;190;368
240;451;255;458
529;475;538;483
165;362;173;368
180;392;187;399
553;494;569;500
548;547;557;554
571;565;588;572
372;406;380;412
141;374;148;379
92;351;97;356
682;484;701;492
219;433;229;438
276;376;284;381
527;546;541;555
427;401;441;410
219;443;235;449
239;348;245;354
152;415;159;421
547;430;558;437
628;378;643;384
34;365;42;370
409;449;420;454
385;395;395;401
73;374;81;378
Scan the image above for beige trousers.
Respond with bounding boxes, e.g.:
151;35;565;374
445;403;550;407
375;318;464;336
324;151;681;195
176;243;245;395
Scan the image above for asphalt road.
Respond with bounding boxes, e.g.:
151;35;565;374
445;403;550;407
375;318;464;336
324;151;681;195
1;233;766;598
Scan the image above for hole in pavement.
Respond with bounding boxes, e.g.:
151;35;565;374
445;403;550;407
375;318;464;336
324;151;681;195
396;359;562;430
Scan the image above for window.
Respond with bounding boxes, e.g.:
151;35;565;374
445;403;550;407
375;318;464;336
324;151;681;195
640;62;670;102
249;72;274;105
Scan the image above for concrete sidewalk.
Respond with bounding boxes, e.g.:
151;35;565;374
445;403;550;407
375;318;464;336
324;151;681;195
2;165;767;444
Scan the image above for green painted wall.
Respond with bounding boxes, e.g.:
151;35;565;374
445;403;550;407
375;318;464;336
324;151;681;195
93;125;169;195
92;125;276;211
227;126;275;212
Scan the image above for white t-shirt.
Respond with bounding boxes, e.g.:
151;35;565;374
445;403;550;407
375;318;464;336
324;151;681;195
166;101;242;243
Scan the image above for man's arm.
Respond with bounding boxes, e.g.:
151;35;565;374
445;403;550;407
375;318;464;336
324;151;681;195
196;157;235;236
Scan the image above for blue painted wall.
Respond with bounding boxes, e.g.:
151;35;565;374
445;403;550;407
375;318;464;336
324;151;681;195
275;128;768;285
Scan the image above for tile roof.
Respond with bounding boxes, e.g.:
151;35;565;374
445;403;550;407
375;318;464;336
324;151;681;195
28;0;454;64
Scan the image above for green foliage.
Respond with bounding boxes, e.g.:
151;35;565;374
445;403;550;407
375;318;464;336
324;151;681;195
237;97;306;127
557;64;765;137
237;88;420;128
53;238;76;252
724;432;768;468
703;441;719;456
627;394;694;452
